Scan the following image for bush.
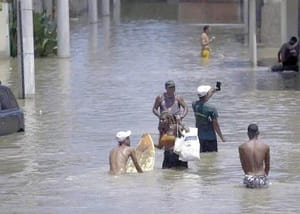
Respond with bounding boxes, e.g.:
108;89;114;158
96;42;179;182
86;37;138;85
9;7;57;57
33;12;57;57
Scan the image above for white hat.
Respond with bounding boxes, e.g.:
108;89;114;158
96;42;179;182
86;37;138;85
116;130;131;142
197;85;211;97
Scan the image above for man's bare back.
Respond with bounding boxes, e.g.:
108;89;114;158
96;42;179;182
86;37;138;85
239;139;270;176
109;145;134;175
109;131;143;175
239;124;270;188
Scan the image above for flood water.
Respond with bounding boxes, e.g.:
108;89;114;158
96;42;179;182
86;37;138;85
1;2;300;213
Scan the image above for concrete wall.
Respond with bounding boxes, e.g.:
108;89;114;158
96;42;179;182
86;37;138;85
261;0;299;48
258;0;300;65
178;2;241;23
32;0;88;17
285;0;298;43
69;0;88;17
0;2;10;58
260;0;281;48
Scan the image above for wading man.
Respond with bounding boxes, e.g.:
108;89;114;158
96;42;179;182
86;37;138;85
239;124;270;188
109;130;143;175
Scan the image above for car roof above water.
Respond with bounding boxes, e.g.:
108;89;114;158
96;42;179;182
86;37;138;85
0;84;19;110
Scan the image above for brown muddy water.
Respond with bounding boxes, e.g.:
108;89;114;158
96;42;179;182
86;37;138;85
0;2;300;214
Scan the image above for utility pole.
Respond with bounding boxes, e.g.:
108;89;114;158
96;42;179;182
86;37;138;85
249;0;257;67
57;0;70;58
102;0;110;16
17;0;35;98
88;0;98;24
113;0;121;24
243;0;249;45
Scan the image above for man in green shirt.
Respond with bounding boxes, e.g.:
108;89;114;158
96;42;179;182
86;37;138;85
192;85;225;152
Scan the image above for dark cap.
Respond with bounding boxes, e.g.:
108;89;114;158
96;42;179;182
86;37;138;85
289;36;298;45
248;123;259;134
165;80;175;88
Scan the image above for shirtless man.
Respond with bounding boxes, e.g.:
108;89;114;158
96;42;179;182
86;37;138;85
271;36;299;72
200;25;215;58
239;124;270;188
109;130;143;175
152;80;188;123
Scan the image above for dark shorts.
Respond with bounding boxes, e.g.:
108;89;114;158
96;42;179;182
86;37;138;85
271;63;299;72
162;150;188;169
199;139;217;153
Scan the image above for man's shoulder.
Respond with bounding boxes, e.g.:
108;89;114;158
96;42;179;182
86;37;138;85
281;43;289;50
255;140;269;147
155;94;164;101
241;140;269;149
175;94;184;101
157;93;164;98
261;142;270;149
239;142;248;149
204;102;216;110
192;100;202;108
121;145;135;155
201;32;208;37
109;147;118;155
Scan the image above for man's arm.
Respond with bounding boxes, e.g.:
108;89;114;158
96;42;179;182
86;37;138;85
152;96;161;118
278;44;287;62
207;88;217;99
130;150;143;173
264;146;270;176
239;146;247;174
154;136;164;149
212;119;225;142
277;49;281;62
177;96;188;120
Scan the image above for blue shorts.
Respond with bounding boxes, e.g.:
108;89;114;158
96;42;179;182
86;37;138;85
199;139;217;153
243;175;269;188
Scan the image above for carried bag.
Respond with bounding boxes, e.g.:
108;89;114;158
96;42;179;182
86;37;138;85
174;127;200;161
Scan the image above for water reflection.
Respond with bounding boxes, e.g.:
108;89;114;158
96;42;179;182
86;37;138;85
257;71;300;91
101;16;111;51
88;23;99;57
0;58;11;84
113;0;121;25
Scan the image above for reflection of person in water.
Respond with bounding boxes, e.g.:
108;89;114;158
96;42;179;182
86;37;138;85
271;36;299;72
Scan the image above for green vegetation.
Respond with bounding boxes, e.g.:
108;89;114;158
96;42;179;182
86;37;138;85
9;5;57;57
33;12;57;57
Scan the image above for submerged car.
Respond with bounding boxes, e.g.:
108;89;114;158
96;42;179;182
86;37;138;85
0;83;24;136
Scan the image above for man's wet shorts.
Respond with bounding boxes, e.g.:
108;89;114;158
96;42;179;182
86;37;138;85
162;150;188;169
201;49;210;58
243;175;269;188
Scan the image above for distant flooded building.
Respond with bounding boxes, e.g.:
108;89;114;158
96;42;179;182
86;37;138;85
177;0;242;23
1;0;299;59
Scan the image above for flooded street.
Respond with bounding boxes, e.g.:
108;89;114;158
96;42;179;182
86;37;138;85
0;2;300;213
